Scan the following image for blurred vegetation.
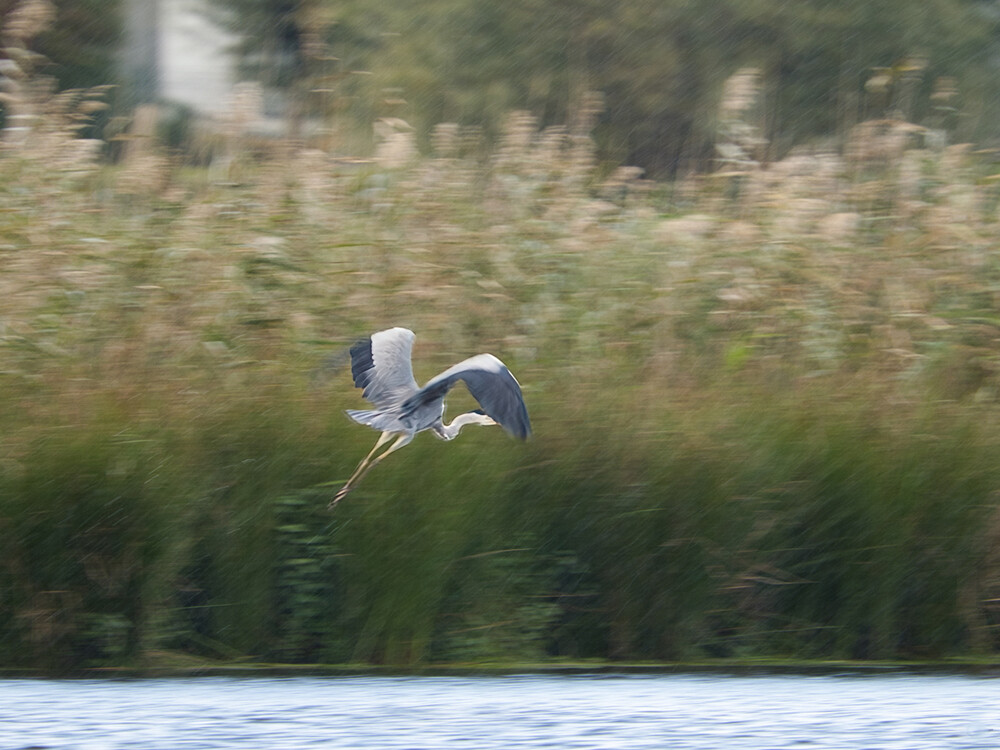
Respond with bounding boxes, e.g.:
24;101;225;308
0;0;121;89
4;2;1000;673
206;0;1000;175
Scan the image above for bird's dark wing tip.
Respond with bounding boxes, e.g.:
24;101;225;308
349;336;375;389
461;363;532;440
508;413;532;440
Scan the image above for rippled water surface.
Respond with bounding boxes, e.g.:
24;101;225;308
2;673;998;749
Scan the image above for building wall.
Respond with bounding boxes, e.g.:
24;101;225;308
158;0;236;113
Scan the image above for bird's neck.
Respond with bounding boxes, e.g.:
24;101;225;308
437;411;496;440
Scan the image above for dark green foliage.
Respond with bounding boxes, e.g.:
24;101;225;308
0;0;122;90
0;423;171;670
36;0;124;91
208;0;1000;174
1;374;998;670
271;492;340;662
744;417;992;659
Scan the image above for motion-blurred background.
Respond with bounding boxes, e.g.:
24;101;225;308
3;0;1000;672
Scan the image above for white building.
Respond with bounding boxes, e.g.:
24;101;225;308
125;0;236;114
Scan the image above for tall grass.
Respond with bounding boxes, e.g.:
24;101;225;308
3;52;1000;669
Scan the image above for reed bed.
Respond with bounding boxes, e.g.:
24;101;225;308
3;64;1000;669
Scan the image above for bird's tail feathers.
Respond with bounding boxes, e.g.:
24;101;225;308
345;409;398;431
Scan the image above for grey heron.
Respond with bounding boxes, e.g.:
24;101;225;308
331;327;531;505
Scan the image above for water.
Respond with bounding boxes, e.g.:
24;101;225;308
1;673;997;749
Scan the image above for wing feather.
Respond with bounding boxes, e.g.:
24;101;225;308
402;353;531;439
349;327;420;409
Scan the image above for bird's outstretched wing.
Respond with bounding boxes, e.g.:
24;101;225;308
349;327;420;409
402;353;532;439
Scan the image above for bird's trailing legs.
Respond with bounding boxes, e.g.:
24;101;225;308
330;431;413;507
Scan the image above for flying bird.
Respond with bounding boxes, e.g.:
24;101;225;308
331;327;531;505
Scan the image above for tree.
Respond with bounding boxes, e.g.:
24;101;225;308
0;0;123;90
205;0;1000;175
